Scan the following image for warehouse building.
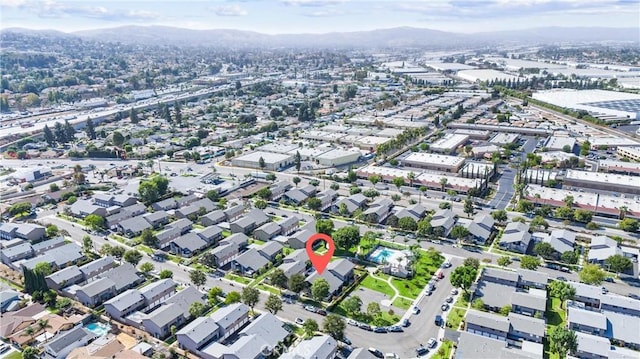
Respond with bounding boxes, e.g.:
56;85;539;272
316;149;361;167
563;169;640;195
588;137;640;149
454;129;491;140
300;130;346;142
356;166;486;194
617;147;640;161
288;147;330;161
403;153;466;173
232;151;294;171
430;134;469;154
598;159;640;176
489;133;520;145
544;136;576;152
257;143;299;154
460;162;496;179
353;136;392;151
532;89;640;121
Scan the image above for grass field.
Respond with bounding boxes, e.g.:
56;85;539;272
360;275;395;297
446;308;467;330
225;272;251;285
546;297;565;326
392;297;412;310
332;303;400;326
431;340;454;359
390;250;443;299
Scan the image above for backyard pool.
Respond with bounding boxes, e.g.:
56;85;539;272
85;322;111;337
368;247;405;264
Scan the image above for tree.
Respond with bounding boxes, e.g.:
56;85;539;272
471;298;485;310
258;156;266;169
579;264;605;285
189;302;206;318
533;242;555;259
605;255;632;276
206;189;220;202
520;255;541;270
463;258;480;269
266;173;277;182
256;187;272;200
85;214;105;230
255;199;267;209
159;269;173;279
189;269;207;288
549;326;578;359
22;346;40;359
140;262;154;274
269;269;288;289
21;326;35;343
311;278;330;301
141;228;158;247
303;319;319;337
449;265;477;293
555;206;574;220
225;291;242;305
112;131;125;148
573;209;592;223
392;176;405;190
531;215;549;230
450;225;470;241
307;197;322;211
323;314;346;340
36;319;52;339
49;183;59;192
43;125;55;145
46;225;59;238
316;219;334;236
110;246;125;259
63;120;75;142
500;305;512;316
242;287;260;312
333;226;360;249
366;302;381;317
294;151;301;173
343;296;362;315
417;218;432;236
497;256;512;267
123;250;143;266
439;202;451;210
548;281;576;309
34;262;53;276
439;177;448;192
561;251;579;264
138;180;159;203
292;176;301;187
463;198;474;217
265;294;283;314
288;273;306;293
208;287;223;306
398;217;418;231
85;118;96;139
618;218;639;232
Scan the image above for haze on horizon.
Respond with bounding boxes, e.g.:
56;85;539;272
1;0;639;35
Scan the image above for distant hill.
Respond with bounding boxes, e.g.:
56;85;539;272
2;26;638;49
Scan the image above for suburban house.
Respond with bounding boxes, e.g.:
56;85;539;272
117;216;153;237
176;198;217;219
277;216;299;236
464;214;495;244
281;335;337;359
431;209;456;237
254;222;282;242
142;211;170;229
499;222;532;254
176;194;200;207
196;225;223;245
45;256;116;290
0;289;21;313
231;241;283;276
269;181;293;201
0;223;46;241
209;233;249;267
17;242;85;272
567;304;608;337
316;189;338;211
93;193;137;208
43;327;97;359
224;204;245;222
104;279;177;321
334;193;367;215
588;236;623;266
152;198;178;211
276;249;308;280
363;197;394;223
394;203;427;222
532;229;576;256
170;233;209;257
177;303;250;354
306;259;355;299
69;199;107;218
141;286;205;339
201;210;226;226
288;228;315;249
74;263;142;307
230;209;269;234
473;268;548;314
283;185;317;205
465;310;546;346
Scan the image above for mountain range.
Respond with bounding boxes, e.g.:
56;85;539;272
3;26;638;49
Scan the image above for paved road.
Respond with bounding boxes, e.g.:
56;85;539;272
489;167;516;210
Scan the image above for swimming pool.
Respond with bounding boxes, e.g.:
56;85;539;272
368;247;403;264
85;322;111;337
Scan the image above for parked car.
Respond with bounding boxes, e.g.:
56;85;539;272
557;276;567;282
359;323;373;331
415;346;428;356
304;305;316;313
559;267;571;273
295;318;304;325
601;287;609;294
368;348;384;358
347;319;358;326
427;338;437;348
604;277;615;283
434;315;443;326
402;318;411;327
373;326;388;333
412;306;421;315
450;289;458;295
388;325;403;332
445;296;453;303
316;309;327;316
441;303;449;311
341;337;352;345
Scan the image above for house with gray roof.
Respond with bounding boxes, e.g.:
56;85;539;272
281;335;337;359
143;286;205;339
152;198;178;211
43;327;97;359
568;305;608;336
178;198;217;219
543;229;575;255
105;211;132;230
288;228;315;249
31;236;65;254
0;242;33;265
209;303;250;342
270;181;292;201
141;279;177;309
20;242;84;272
465;310;545;346
455;331;542;359
277;216;299;236
0;223;45;242
588;236;623;266
517;269;548;289
363;197;394;223
117;215;153;237
600;294;640;317
0;289;20;313
232;242;283;276
75;263;142;307
395;203;427;222
177;317;221;354
168;218;193;234
306;259;355;298
254;222;282;241
431;209;456;237
499;222;531;254
230;210;269;234
465;214;495;244
171;232;209;257
201;210;226;227
316;189;338;211
196;226;223;244
334;193;367;215
123;202;146;216
347;348;378;359
511;292;546;318
78;256;116;280
45;265;84;290
177;194;200;207
575;331;615;359
571;282;603;308
104;289;145;321
224;204;245;222
143;211;170;228
156;226;183;249
277;249;308;279
210;233;249;267
69;199;107;218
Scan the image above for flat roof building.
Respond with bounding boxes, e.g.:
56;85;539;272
403;153;466;173
545;136;576;151
490;133;520;145
454;129;491;140
599;159;640;175
617;146;640;161
231;151;294;171
300;130;346;142
257;143;299;154
316;149;361;167
564;169;640;195
430;134;469;154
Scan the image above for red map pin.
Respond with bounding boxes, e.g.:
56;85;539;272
306;233;335;275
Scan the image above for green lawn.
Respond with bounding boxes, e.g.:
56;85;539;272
360;275;395;297
446;308;467;330
431;339;454;359
389;250;443;299
225;273;252;285
136;244;154;255
392;297;412;310
332;303;400;326
454;292;470;308
546;297;565;327
4;351;21;359
257;283;280;295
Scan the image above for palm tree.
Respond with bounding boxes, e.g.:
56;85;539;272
439;177;448;192
407;171;416;187
21;326;36;344
36;319;52;342
618;206;628;220
419;186;427;204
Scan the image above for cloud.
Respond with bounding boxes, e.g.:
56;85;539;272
213;4;248;16
35;1;161;21
303;8;347;16
0;0;28;7
281;0;346;7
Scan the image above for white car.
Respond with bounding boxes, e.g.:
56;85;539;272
295;318;304;325
427;338;437;348
347;319;358;326
412;306;421;315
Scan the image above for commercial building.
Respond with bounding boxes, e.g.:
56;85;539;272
300;130;346;142
532;89;640;121
403;153;465;172
588;137;640;149
287;147;330;161
544;136;576;152
355;166;487;194
316;149;361;167
617;146;640;161
563;169;640;195
454;129;491;140
599;159;640;175
257;143;299;154
430;133;469;154
231;151;293;171
489;133;520;145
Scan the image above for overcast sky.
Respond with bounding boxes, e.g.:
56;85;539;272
1;0;638;34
